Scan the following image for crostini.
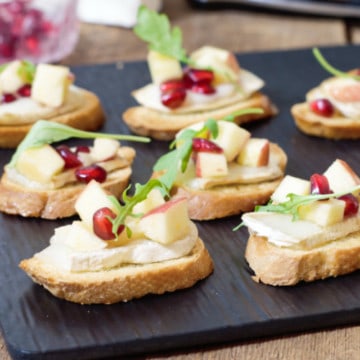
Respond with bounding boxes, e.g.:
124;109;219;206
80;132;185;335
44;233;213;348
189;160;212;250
0;120;149;219
19;180;214;304
291;48;360;139
0;60;105;148
122;6;276;140
152;117;287;220
240;159;360;285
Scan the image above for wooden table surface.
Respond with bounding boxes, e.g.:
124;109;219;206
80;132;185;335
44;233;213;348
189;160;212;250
2;1;360;359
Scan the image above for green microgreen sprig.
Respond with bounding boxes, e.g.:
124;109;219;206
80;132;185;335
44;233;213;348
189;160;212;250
313;47;360;81
233;184;360;231
8;120;150;167
107;179;169;238
134;5;190;64
153;108;264;189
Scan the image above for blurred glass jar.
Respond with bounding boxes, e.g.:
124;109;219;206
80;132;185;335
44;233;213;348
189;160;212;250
0;0;79;64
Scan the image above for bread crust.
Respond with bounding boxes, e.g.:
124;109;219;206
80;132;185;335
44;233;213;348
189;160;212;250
245;232;360;286
168;143;287;220
0;88;105;148
19;237;214;304
123;92;276;140
291;102;360;140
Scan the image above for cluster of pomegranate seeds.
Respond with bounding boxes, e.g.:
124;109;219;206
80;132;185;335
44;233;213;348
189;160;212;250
56;145;83;169
160;68;216;109
310;98;335;117
310;173;331;194
93;207;124;240
310;173;359;217
75;164;107;184
192;138;223;153
0;0;54;60
0;83;32;104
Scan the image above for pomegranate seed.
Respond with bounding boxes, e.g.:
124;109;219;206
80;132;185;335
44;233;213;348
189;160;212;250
192;138;223;153
1;93;17;103
25;35;39;54
161;88;186;109
17;84;31;97
310;98;335;117
184;68;214;84
56;145;82;169
93;207;124;240
75;164;107;183
191;82;216;94
310;173;331;195
160;79;186;93
75;145;90;154
338;193;359;217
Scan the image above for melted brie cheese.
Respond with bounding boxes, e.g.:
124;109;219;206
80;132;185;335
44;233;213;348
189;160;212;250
0;86;83;125
307;77;360;119
35;222;198;272
242;211;360;249
132;69;264;114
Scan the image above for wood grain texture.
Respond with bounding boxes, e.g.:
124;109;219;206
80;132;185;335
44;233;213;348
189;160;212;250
2;1;358;359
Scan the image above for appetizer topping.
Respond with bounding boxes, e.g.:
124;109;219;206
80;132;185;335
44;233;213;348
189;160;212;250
237;159;360;249
35;180;197;272
153;110;284;191
5;120;149;189
308;48;360;118
133;6;264;111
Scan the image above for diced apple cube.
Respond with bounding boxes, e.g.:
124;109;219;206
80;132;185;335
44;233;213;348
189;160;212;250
147;50;183;84
298;198;345;226
236;138;270;167
211;121;250;162
0;60;26;93
196;152;228;178
190;46;241;83
31;64;71;107
16;144;65;184
75;180;117;227
90;138;120;162
271;175;310;203
323;159;360;193
133;188;165;215
139;197;191;244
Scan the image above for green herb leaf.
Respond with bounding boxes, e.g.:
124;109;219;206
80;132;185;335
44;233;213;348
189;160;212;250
313;47;360;81
153;109;263;189
134;5;189;63
18;60;36;84
233;184;360;231
109;179;169;236
8;120;150;167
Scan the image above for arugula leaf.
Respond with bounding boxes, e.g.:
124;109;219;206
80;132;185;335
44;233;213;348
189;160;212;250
233;184;360;231
153;109;264;189
109;179;169;237
134;5;189;63
313;47;360;81
8;120;150;167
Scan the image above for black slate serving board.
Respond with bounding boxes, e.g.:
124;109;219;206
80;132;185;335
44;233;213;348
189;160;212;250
1;46;360;360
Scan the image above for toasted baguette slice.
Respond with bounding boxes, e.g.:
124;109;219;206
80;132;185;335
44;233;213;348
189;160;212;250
291;102;360;140
167;143;287;220
19;237;214;304
123;92;276;141
0;147;136;219
245;232;360;286
0;88;105;148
